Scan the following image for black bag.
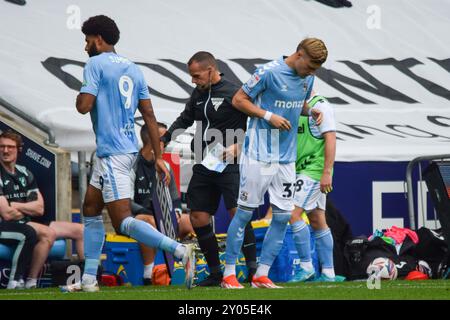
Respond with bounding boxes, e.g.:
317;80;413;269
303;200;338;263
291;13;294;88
394;236;418;278
343;236;370;280
326;199;353;277
415;227;448;278
344;236;417;279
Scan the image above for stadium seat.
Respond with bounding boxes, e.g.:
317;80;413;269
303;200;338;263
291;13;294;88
0;238;67;261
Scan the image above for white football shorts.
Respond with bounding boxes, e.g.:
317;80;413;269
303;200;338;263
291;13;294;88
237;152;296;212
293;173;326;212
90;153;137;203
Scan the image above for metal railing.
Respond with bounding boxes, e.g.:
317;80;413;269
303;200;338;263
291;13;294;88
406;154;450;230
0;96;58;147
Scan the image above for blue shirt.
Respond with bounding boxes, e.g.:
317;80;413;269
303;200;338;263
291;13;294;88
242;57;314;164
80;52;151;157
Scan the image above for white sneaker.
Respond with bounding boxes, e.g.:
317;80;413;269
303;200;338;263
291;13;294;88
7;279;25;290
82;280;100;292
25;279;37;289
60;280;99;293
182;244;196;290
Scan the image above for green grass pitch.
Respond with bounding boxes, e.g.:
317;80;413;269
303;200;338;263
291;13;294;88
0;280;448;300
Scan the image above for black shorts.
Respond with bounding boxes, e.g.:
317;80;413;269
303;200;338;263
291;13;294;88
0;221;37;245
131;201;154;217
187;164;240;215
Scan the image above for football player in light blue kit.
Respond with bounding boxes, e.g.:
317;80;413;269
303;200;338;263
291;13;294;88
65;15;195;292
221;38;328;289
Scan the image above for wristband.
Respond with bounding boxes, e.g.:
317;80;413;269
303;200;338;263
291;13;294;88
263;111;273;121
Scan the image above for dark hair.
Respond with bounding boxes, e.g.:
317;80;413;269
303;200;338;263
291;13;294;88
0;129;23;150
81;15;120;45
187;51;218;69
140;122;167;145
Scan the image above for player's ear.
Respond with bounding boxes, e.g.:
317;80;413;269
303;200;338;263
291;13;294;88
208;67;213;81
95;35;103;47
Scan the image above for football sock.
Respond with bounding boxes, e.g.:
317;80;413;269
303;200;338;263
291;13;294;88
83;215;105;277
242;222;257;272
120;216;180;257
322;268;335;278
143;262;154;279
315;228;334;270
194;224;221;275
291;220;313;268
225;206;253;266
224;264;236;277
255;264;271;278
259;210;291;267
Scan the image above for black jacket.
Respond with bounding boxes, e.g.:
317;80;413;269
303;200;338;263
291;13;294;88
161;77;247;164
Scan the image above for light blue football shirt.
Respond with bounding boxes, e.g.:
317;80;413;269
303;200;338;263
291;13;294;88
80;52;151;157
242;57;314;164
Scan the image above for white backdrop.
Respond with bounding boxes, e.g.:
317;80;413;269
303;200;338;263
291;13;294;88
0;0;449;161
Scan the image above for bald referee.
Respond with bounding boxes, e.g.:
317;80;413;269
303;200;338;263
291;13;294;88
161;51;257;286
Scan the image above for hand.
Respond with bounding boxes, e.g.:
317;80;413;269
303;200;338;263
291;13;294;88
155;158;171;186
175;209;182;223
268;114;292;131
320;172;333;194
6;206;25;220
222;144;240;163
311;108;323;125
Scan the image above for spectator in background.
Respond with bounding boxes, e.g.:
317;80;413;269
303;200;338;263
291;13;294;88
0;130;84;288
0;130;56;289
132;123;194;285
156;123;194;241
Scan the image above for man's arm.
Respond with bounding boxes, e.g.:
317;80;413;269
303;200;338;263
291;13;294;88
77;58;100;114
161;98;195;146
232;89;292;131
320;131;336;194
0;196;25;221
302;101;323;125
76;93;96;114
10;191;44;217
138;99;170;185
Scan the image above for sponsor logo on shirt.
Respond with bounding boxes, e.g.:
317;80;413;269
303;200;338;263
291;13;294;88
246;74;260;89
19;177;26;187
120;123;135;137
256;60;281;75
274;100;303;109
138;188;151;195
211;98;224;111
